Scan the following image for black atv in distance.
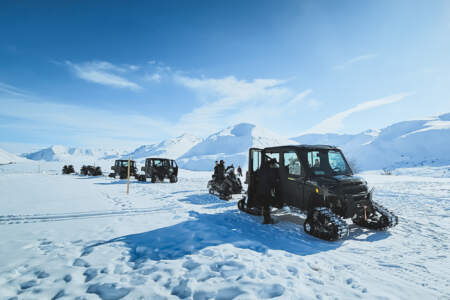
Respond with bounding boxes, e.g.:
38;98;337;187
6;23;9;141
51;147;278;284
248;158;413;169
62;165;75;174
238;145;398;241
80;165;102;176
137;158;178;183
108;160;138;179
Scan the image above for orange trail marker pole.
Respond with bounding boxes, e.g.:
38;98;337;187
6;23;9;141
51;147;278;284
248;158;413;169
126;157;131;195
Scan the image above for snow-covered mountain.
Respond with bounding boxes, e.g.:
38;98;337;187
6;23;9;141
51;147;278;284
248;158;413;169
23;145;125;162
178;123;297;171
125;134;202;162
293;113;450;171
0;148;26;165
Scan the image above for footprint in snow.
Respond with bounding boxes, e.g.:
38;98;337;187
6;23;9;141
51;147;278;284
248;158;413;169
20;280;38;290
73;258;90;268
35;270;50;279
83;268;98;282
87;283;132;300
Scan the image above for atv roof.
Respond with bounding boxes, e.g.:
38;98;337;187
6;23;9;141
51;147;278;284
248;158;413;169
263;145;340;152
145;158;175;161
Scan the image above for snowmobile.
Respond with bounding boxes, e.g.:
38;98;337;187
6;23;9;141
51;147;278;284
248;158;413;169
80;165;102;176
238;146;398;241
62;165;75;174
137;158;178;183
208;166;243;200
108;160;138;179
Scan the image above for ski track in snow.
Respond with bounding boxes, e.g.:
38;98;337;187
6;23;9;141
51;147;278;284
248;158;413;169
0;168;449;299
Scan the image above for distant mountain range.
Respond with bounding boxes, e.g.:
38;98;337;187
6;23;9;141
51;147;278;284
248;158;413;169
293;113;450;170
23;145;126;162
20;113;450;171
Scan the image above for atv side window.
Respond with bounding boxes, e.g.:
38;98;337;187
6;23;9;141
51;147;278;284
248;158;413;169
308;151;321;168
252;150;261;172
284;152;303;177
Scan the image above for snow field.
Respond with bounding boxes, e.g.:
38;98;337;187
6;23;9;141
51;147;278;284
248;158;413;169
0;165;449;299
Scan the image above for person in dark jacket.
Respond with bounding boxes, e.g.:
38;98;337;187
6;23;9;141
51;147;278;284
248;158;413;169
237;165;243;177
213;161;219;180
216;160;225;181
257;158;278;224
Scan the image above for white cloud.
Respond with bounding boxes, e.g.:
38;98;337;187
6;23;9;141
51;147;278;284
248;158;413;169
173;75;311;135
66;61;142;90
127;64;141;71
334;53;378;70
145;73;162;83
302;92;413;134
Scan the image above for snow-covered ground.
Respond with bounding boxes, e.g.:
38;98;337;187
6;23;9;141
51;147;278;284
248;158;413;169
0;163;449;300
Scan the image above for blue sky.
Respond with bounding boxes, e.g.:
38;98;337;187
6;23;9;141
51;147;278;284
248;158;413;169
1;0;449;153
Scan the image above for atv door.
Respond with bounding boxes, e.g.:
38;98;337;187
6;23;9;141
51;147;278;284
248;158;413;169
280;150;306;210
247;148;262;208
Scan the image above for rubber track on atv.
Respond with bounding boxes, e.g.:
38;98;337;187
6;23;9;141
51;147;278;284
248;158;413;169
352;201;398;230
304;207;349;241
209;189;231;201
237;198;263;216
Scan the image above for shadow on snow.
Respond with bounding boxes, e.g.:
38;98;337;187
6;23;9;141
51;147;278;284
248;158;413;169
85;193;391;268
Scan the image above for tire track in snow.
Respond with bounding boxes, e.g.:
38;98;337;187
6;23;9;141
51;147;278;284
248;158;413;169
0;204;180;225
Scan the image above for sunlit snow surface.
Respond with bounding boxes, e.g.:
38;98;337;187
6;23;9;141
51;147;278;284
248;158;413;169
0;163;449;299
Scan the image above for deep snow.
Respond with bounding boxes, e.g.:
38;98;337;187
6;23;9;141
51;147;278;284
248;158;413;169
0;161;449;300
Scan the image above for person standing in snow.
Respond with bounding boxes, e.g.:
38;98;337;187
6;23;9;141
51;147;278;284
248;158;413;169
237;165;243;177
217;160;225;181
213;161;219;180
257;158;278;224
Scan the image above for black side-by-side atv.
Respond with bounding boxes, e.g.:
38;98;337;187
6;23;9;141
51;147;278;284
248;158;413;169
62;165;75;174
137;158;178;183
108;160;138;179
238;145;398;241
80;165;102;176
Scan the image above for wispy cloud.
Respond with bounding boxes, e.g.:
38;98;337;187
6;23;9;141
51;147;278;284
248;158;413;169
0;82;29;97
289;89;313;105
302;92;413;134
334;53;378;70
0;96;171;147
173;74;313;135
66;61;142;90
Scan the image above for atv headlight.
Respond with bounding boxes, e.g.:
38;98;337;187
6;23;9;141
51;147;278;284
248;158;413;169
315;187;320;194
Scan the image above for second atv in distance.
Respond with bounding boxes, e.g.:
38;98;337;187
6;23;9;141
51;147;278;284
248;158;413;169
138;158;178;183
238;145;398;241
108;159;138;179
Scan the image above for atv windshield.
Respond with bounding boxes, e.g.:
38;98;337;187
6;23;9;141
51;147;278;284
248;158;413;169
307;150;352;176
118;161;134;167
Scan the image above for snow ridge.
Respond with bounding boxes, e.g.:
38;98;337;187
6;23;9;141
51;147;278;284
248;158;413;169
178;123;297;171
293;113;450;170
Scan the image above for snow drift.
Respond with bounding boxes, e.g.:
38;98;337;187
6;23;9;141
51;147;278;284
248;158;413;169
178;123;297;171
